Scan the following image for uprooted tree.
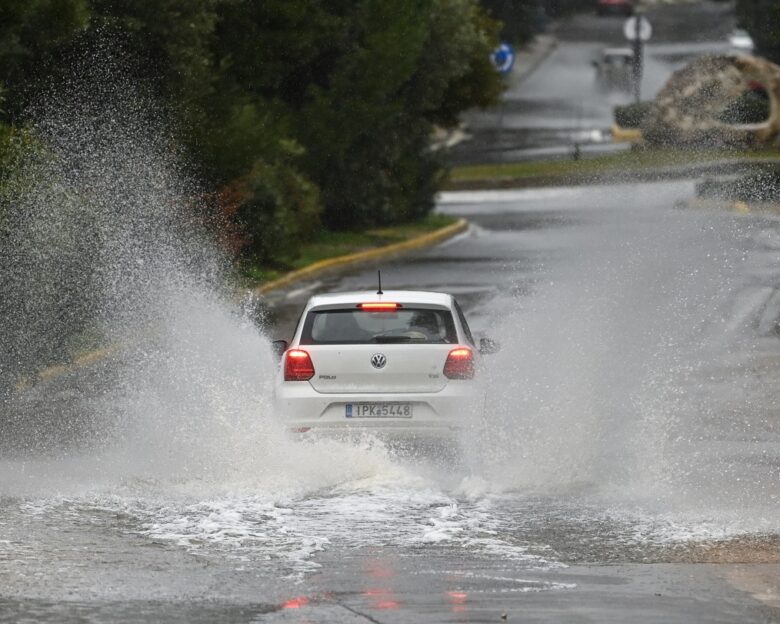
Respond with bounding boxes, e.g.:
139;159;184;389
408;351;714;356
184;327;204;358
641;55;780;148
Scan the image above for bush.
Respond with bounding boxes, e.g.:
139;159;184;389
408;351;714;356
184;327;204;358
228;160;321;265
614;101;655;128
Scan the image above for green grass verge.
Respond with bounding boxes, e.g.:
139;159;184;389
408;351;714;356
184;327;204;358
240;213;457;285
446;147;780;186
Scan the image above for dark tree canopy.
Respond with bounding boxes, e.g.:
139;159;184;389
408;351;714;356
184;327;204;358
736;0;780;63
0;0;503;261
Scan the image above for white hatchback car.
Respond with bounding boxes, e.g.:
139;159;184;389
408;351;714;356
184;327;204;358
272;290;497;442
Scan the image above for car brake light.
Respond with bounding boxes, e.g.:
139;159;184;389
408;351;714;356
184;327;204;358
284;349;315;381
443;347;475;380
357;302;402;311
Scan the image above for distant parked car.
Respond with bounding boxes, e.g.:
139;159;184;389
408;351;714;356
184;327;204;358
592;47;634;91
597;0;634;17
728;28;754;54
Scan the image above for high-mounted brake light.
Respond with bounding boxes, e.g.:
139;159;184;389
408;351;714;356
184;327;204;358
443;347;475;380
357;302;402;311
284;349;315;381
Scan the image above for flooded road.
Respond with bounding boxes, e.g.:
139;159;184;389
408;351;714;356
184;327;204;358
4;179;779;622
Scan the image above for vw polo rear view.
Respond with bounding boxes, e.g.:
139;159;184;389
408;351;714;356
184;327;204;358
272;290;499;444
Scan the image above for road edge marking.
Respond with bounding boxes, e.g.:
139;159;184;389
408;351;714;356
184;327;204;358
254;218;469;295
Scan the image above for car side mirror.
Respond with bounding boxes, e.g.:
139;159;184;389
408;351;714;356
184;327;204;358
271;340;288;360
479;337;500;355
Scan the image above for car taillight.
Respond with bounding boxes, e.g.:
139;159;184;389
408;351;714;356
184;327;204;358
443;347;475;380
284;349;315;381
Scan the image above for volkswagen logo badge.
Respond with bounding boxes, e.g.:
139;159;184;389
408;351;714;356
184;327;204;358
370;353;387;369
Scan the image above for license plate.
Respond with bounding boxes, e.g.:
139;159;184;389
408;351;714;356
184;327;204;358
345;403;414;418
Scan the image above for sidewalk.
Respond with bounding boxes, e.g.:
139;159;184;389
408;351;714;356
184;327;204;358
505;34;558;94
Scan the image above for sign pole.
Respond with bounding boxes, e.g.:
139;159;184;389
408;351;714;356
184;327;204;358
490;42;515;165
633;15;643;103
624;14;651;103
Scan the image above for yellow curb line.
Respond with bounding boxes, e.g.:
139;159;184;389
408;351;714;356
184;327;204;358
13;218;470;391
680;198;780;214
682;198;755;214
254;218;469;295
611;124;643;144
14;344;123;392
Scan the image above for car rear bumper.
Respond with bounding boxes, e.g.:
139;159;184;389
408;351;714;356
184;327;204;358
274;382;480;437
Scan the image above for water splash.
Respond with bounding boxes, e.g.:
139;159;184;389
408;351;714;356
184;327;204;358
0;51;412;501
459;187;780;531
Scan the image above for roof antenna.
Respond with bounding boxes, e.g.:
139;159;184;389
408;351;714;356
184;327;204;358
377;270;383;295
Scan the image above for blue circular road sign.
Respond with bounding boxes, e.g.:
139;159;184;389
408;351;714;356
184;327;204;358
491;43;515;74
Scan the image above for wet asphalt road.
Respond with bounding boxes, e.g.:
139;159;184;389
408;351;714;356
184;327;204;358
2;178;780;622
259;178;780;623
451;0;736;164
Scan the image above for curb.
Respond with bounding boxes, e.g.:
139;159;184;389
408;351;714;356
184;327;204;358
255;218;469;295
611;124;643;144
12;218;470;391
14;344;120;392
681;197;780;215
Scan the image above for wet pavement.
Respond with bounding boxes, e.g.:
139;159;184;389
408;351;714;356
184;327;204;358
2;178;780;621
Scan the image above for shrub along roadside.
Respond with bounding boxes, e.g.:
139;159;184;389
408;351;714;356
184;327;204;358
239;213;458;286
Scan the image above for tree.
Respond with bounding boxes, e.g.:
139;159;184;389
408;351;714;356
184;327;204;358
736;0;780;63
0;0;90;121
0;0;503;253
294;0;503;229
481;0;537;44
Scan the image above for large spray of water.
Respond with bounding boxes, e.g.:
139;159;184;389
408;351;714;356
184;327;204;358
461;187;780;532
0;53;404;502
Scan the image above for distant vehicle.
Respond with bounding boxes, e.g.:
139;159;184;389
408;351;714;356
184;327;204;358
272;290;499;443
592;47;634;91
729;28;754;54
596;0;634;17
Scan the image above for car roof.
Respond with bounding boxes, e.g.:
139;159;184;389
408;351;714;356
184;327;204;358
305;290;454;309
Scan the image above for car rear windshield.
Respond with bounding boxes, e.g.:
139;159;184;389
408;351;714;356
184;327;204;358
300;308;457;344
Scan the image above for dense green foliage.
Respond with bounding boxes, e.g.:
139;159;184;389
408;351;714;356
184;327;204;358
736;0;780;62
482;0;594;44
0;0;503;264
614;101;655;129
